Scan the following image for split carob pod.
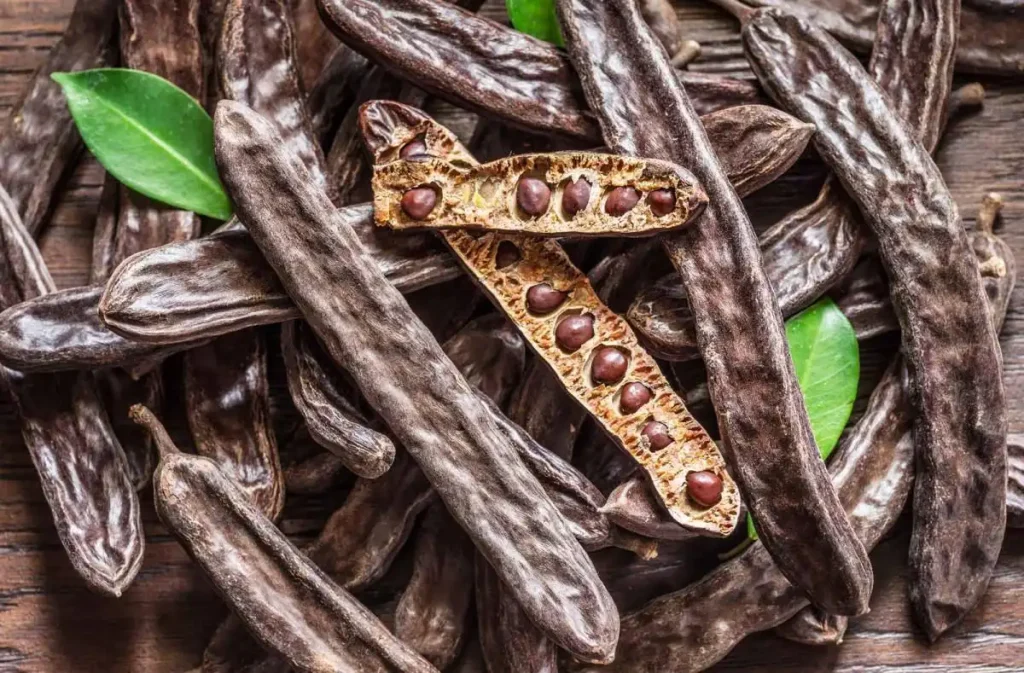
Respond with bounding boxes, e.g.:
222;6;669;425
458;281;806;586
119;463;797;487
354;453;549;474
740;0;1023;75
636;0;974;365
372;153;708;238
100;0;205;489
394;503;475;669
131;405;438;673
282;320;396;478
215;100;619;663
571;210;1016;672
0;185;142;596
93;103;810;350
360;101;741;539
315;0;764;143
0;0;117;236
742;5;1007;640
557;0;871;614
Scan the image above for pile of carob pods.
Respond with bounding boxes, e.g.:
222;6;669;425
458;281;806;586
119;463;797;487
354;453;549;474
0;0;1021;670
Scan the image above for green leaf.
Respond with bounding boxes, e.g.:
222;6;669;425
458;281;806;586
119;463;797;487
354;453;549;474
507;0;564;47
52;68;232;220
748;298;860;540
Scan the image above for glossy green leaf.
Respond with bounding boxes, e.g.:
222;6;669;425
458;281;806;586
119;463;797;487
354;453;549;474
52;68;232;220
748;297;860;540
507;0;564;47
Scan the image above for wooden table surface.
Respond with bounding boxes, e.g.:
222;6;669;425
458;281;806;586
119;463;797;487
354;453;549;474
2;0;1023;671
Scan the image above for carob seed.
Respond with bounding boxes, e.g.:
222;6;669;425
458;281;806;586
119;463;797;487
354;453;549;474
562;178;592;216
641;420;673;451
399;138;429;160
495;240;522;269
648;188;676;216
686;470;723;508
401;187;437;220
555;314;595;352
619;382;652;414
591;347;628;384
517;177;552;216
526;283;568;314
605;186;641;216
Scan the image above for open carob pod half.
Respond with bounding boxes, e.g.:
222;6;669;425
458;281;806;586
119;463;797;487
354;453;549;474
361;100;741;539
372;152;708;237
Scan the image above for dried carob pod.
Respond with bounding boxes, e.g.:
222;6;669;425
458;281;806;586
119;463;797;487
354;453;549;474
316;0;764;142
360;100;741;540
131;405;437;673
742;5;1006;639
773;606;847;646
281;320;396;478
639;0;685;55
394;503;475;669
602;476;697;541
372;153;708;237
0;185;142;597
216;100;618;662
570;196;1017;672
558;0;871;615
0;0;117;236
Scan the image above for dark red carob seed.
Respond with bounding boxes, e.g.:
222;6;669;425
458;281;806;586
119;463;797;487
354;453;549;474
401;187;437;220
642;420;673;451
399;138;428;159
562;178;592;216
555;314;595;351
605;186;641;216
517;177;551;216
686;470;723;507
648;188;676;216
619;382;652;414
591;347;628;384
526;283;568;314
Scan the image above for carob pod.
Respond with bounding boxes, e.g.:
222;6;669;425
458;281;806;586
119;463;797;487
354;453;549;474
282;320;396;478
394;503;475;669
965;0;1024;9
290;0;340;90
558;0;871;615
372;153;708;238
0;186;142;596
132;406;437;673
184;329;284;519
632;0;972;364
215;101;618;663
0;0;118;236
571;202;1017;673
90;174;120;284
360;101;741;540
306;44;371;147
315;0;764;142
94;103;809;350
742;5;1006;640
639;0;685;56
283;443;349;495
773;606;848;646
107;0;205;488
740;0;1024;75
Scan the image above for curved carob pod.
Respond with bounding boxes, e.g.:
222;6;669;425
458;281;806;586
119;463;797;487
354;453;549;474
132;406;437;673
282;320;396;478
558;0;871;615
0;186;142;597
361;101;742;541
743;5;1006;640
372;153;708;238
315;0;764;143
570;202;1017;673
0;0;118;237
216;100;618;663
636;0;972;363
740;0;1023;75
394;503;475;669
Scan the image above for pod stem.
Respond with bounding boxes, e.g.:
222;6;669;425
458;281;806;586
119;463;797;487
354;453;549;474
130;404;181;457
670;40;702;68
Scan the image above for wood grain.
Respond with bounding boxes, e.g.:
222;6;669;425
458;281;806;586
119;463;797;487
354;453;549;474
1;0;1022;671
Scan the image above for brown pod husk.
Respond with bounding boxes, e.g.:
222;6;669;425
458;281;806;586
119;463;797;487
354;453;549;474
0;185;142;597
774;607;848;646
184;329;284;519
90;174;120;284
558;0;871;615
602;476;697;541
215;100;618;663
372;153;708;238
0;0;118;236
283;446;348;496
394;503;475;669
316;0;763;142
360;100;740;540
281;320;396;478
743;5;1006;640
133;406;437;673
307;44;371;147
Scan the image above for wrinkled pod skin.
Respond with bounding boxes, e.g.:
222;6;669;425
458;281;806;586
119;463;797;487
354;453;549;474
214;101;619;663
558;0;872;615
742;6;1006;641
